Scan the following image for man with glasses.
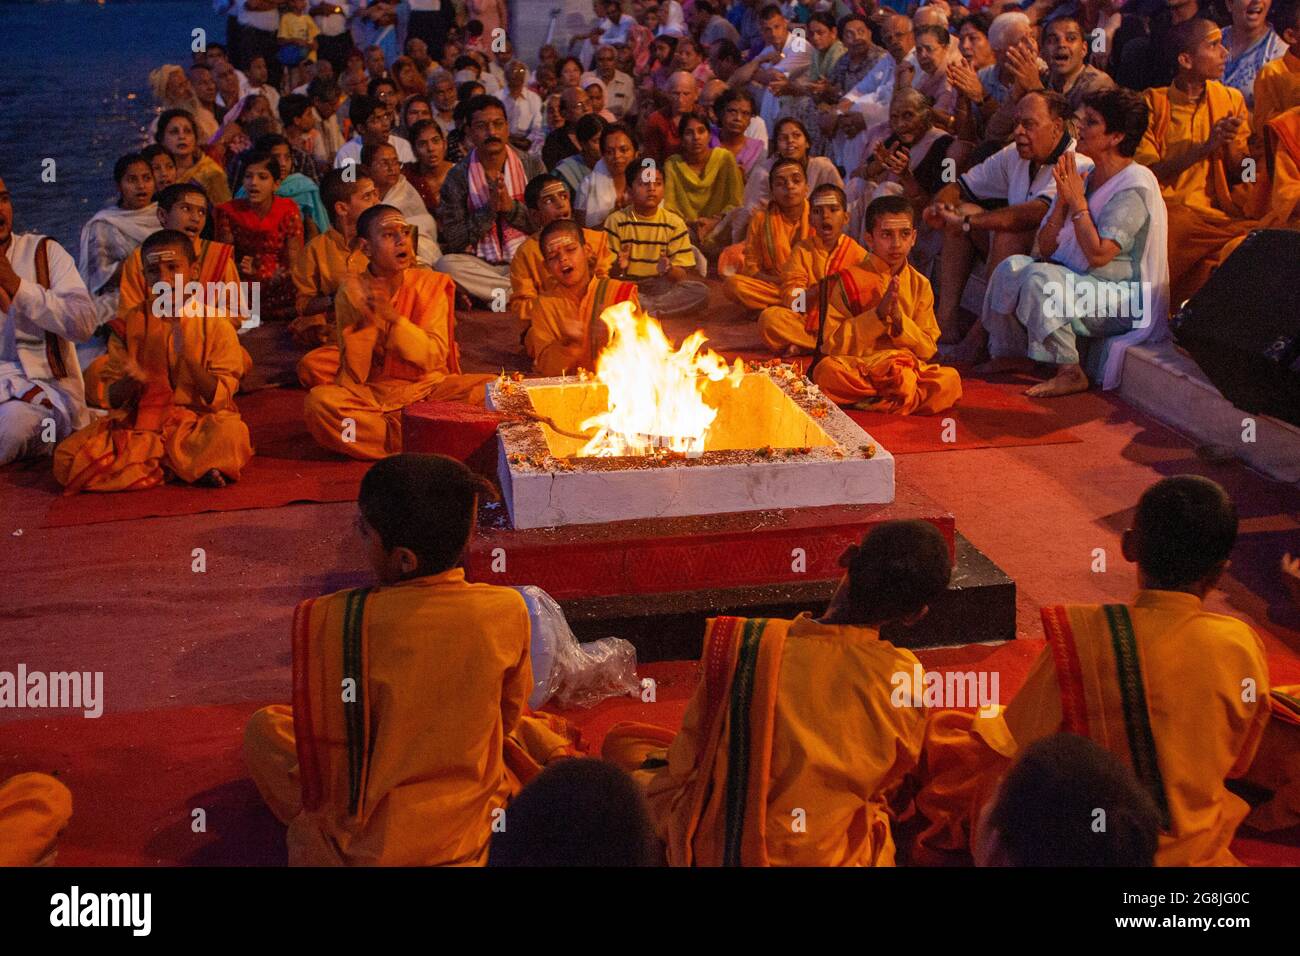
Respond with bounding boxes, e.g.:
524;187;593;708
434;96;545;304
334;94;416;168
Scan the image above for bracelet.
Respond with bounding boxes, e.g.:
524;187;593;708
1071;209;1090;222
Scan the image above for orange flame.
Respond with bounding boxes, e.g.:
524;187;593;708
580;301;743;457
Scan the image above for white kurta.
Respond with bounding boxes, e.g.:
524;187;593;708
1;233;98;459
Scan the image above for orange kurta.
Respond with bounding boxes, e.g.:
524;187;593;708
915;591;1271;867
810;254;961;415
723;203;811;311
604;614;927;866
242;570;581;866
54;302;253;491
0;773;73;867
1137;82;1257;306
509;227;614;326
525;276;639;377
291;228;369;388
85;238;247;408
758;233;868;352
1252;51;1300;136
303;268;493;460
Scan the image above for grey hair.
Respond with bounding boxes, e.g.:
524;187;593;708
988;11;1031;52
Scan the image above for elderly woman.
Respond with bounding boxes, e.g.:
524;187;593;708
726;117;843;243
848;88;955;232
156;108;230;205
77;153;158;326
663;110;745;247
980;89;1168;397
712;88;765;178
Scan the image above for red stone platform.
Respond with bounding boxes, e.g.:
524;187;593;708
464;476;954;599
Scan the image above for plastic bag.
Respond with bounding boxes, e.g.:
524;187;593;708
514;585;640;710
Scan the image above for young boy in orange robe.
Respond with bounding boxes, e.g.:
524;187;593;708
54;229;253;491
291;167;378;388
243;453;580;865
810;195;961;415
510;173;613;326
84;183;248;408
757;183;868;355
603;519;952;866
723;158;810;312
915;475;1272;867
525;219;639;376
303;204;495;460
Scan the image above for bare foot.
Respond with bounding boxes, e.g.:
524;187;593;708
198;468;228;488
973;355;1037;376
1024;364;1090;398
783;344;811;358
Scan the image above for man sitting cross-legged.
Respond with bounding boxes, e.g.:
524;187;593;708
244;453;580;866
304;204;494;460
914;475;1271;867
510;173;613;327
291;167;379;389
923;90;1091;362
603;519;952;867
810;196;962;416
54;230;253;491
757;183;867;356
526;219;638;377
722;157;810;313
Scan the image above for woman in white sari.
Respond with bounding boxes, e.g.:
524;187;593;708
575;122;637;229
77;153;159;327
980;88;1169;397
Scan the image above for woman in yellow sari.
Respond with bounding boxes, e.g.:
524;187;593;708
663;110;744;248
156;108;232;205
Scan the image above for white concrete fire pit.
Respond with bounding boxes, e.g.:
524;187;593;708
485;363;895;530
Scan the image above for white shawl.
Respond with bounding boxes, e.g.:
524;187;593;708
77;203;159;297
1047;159;1170;390
577;158;620;230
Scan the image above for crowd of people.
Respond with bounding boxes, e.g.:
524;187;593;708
1;0;1299;867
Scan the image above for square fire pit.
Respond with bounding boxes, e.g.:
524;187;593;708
485;366;895;529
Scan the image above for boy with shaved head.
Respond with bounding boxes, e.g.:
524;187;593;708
55;230;253;491
1136;18;1259;306
812;196;961;415
723;157;810;312
525;219;638;376
917;475;1272;867
757;183;867;355
304;204;494;460
510;173;613;326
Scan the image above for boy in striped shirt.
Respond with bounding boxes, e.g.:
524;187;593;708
604;160;696;282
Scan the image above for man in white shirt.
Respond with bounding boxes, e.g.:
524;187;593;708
728;5;812;136
333;93;416;167
829;13;917;175
499;61;545;155
921;90;1091;351
0;176;98;465
581;45;637;121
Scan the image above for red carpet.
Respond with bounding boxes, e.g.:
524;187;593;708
41;388;368;529
6;650;1297;867
845;376;1081;454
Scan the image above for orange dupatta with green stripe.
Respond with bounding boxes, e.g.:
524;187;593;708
677;615;790;866
580;276;639;369
1041;604;1173;829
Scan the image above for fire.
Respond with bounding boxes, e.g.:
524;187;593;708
579;301;744;457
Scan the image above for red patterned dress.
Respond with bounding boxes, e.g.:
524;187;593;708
213;196;303;322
